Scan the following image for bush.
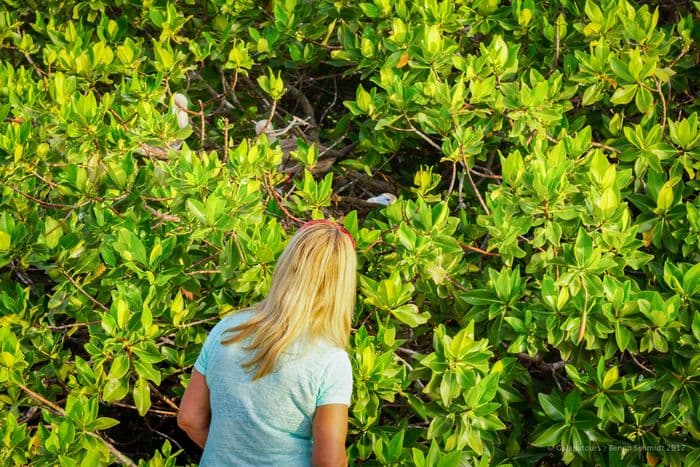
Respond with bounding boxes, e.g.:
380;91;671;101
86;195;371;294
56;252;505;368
0;0;698;465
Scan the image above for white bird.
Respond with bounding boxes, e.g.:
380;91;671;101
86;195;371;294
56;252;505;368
137;92;190;158
172;93;190;130
366;193;397;206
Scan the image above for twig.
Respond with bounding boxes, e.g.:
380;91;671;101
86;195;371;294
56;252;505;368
668;43;690;69
285;85;318;141
360;237;383;254
176;315;223;328
257;100;278;138
446;161;457;201
628;351;655;375
191;253;219;269
198;100;205;149
464;166;490;215
469;168;502;180
266;175;302;223
656;78;667;133
223;117;230;163
229;230;249;266
319;77;338;127
56;266;109;312
590;141;621;153
398;118;443;151
446;276;469;292
3;184;75;209
17;382;64;414
578;277;588;344
184;269;222;276
111;401;177;417
23;51;48;77
148;383;180;411
462;243;499;256
46;320;100;330
548;16;561;76
143;204;180;223
30;170;60;189
516;353;567;371
84;432;137;467
188;71;236;110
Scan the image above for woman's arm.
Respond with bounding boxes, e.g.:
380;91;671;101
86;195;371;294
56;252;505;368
177;368;211;448
312;404;348;467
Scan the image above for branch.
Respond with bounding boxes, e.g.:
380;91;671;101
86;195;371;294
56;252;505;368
628;351;655;375
3;183;76;209
656;78;668;133
56;266;109;312
397;118;443;151
143;204;180;223
469;167;502;180
265;174;302;223
465;166;490;215
17;383;137;467
461;243;499;256
187;70;236;110
111;401;177;417
285;84;319;141
590;141;622;153
149;383;180;412
257;99;278;138
517;353;567;372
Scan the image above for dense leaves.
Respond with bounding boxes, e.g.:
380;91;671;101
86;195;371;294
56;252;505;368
0;0;698;465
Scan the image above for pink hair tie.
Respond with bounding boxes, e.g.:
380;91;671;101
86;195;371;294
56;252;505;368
300;219;355;248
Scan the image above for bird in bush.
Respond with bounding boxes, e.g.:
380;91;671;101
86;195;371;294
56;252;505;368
365;193;397;206
137;93;190;159
254;117;356;176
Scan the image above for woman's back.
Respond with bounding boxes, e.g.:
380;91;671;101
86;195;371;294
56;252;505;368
195;311;352;466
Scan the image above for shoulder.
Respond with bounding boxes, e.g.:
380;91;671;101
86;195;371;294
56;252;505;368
206;309;255;341
312;341;351;372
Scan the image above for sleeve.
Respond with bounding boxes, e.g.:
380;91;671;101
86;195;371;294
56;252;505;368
193;335;211;376
193;321;223;376
316;350;353;406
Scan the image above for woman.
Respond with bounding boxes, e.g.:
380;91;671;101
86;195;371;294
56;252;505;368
178;220;357;466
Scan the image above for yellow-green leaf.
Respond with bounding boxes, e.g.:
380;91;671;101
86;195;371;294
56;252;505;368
602;366;619;389
0;231;10;251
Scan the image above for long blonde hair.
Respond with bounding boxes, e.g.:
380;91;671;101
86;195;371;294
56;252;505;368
222;221;357;379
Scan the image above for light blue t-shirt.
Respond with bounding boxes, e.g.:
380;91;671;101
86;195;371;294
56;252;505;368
194;311;353;466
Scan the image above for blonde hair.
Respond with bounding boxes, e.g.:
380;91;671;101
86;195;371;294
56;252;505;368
222;222;357;379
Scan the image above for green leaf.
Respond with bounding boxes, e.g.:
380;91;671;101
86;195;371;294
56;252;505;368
602;366;619;389
599;188;619;217
609;57;634;82
610;85;637;105
634;86;653;113
133;377;151;416
656;183;674;211
93;417;120;430
44;217;63;250
531;424;566;447
538;393;564;421
501;150;524;185
397;223;416;250
102;377;129;403
391;304;430;327
0;230;10;251
108;354;130;380
186;199;207;223
133;359;162;384
683;262;700;296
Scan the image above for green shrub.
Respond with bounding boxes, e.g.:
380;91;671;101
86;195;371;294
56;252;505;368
0;0;698;465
